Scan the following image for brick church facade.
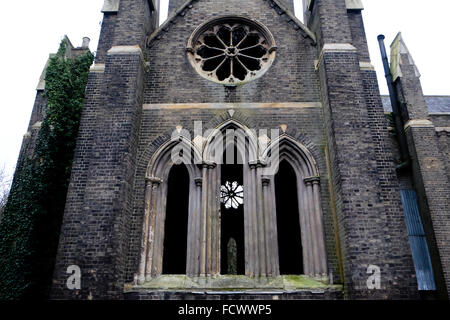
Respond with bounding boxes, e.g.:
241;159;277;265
18;0;450;299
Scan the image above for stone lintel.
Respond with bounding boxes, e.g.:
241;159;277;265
102;0;120;13
345;0;364;10
316;43;357;68
90;64;106;73
36;81;46;91
359;61;375;71
108;45;143;56
107;45;146;66
143;102;322;110
31;121;42;129
322;43;358;52
404;119;434;131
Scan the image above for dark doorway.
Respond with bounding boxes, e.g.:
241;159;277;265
162;164;190;274
275;160;304;275
220;143;245;275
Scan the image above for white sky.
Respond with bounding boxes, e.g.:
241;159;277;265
0;0;449;182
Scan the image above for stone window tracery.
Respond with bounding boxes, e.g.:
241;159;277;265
220;181;244;209
136;124;328;285
187;16;277;86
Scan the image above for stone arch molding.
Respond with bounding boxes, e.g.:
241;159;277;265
137;121;328;283
261;135;328;277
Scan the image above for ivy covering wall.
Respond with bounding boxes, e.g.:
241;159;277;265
0;39;93;299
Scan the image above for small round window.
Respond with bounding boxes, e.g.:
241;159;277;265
187;16;277;86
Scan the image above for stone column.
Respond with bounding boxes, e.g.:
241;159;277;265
209;164;220;276
145;177;162;280
188;177;203;277
137;177;162;283
269;177;280;277
199;162;219;277
256;164;267;277
262;176;277;277
248;162;260;276
305;176;327;277
305;179;319;276
137;179;153;284
200;164;209;277
312;178;328;276
243;162;253;276
300;180;313;277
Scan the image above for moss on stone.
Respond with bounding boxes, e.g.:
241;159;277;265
127;275;343;292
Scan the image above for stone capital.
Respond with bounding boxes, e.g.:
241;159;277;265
194;178;203;187
145;176;163;185
261;177;271;186
304;176;320;185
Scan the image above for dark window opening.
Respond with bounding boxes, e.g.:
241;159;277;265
217;58;231;81
162;164;190;274
220;143;245;275
275;160;304;275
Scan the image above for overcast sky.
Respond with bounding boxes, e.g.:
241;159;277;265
0;0;449;183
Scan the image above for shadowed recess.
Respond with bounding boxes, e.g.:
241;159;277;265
162;164;190;274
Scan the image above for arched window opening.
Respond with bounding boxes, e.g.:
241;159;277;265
275;160;304;275
162;164;190;274
220;143;245;275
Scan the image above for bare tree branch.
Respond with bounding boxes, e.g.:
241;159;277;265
0;165;11;218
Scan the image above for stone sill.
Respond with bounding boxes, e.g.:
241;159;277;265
124;275;343;294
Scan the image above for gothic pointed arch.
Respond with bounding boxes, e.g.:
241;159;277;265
137;136;202;283
200;119;256;276
202;118;259;165
261;134;328;277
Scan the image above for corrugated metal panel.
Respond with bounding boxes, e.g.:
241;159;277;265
400;190;436;291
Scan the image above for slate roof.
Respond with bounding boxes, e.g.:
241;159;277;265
381;96;450;114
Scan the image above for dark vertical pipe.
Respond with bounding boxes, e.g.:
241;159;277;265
378;35;410;166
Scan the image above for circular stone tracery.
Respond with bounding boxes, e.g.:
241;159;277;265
187;16;277;86
220;181;244;210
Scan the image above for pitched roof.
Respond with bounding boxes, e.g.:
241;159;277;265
381;96;450;114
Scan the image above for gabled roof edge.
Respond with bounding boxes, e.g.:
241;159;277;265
270;0;316;43
147;0;196;45
147;0;317;47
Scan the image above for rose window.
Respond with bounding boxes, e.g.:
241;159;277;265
220;181;244;210
187;16;277;86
